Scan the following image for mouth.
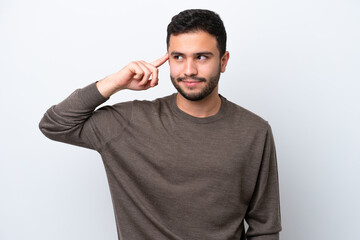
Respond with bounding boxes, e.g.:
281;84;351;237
182;81;202;87
177;77;206;87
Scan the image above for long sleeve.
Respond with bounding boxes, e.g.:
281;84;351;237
245;125;282;240
39;82;132;151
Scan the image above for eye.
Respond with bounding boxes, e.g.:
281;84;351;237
174;55;183;60
197;55;207;60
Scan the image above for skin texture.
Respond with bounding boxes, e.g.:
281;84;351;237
168;31;229;117
96;30;229;118
96;54;169;98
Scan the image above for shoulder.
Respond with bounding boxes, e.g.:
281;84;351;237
131;93;176;116
222;96;270;132
96;94;175;115
133;93;174;107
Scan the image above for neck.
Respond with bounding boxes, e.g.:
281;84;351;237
176;87;221;118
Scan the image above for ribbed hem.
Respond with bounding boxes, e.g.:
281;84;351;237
247;233;280;240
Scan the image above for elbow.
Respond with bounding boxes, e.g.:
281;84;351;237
38;115;60;141
38;117;52;139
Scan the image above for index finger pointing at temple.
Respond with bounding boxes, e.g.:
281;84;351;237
151;53;169;68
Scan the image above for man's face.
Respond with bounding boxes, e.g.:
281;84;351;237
168;31;229;101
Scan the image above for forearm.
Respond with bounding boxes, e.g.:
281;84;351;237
96;74;124;98
39;82;108;149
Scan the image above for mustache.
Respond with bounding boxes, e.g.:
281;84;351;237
177;76;206;82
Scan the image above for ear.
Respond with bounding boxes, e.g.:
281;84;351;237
220;51;230;73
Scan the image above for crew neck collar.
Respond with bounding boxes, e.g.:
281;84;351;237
170;93;228;124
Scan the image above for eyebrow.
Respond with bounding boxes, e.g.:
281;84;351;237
196;52;214;56
170;51;214;57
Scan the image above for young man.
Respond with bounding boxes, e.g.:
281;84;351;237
39;9;281;240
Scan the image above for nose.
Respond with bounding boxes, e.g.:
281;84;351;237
184;59;198;76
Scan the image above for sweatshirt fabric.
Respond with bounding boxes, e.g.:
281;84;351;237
39;82;281;240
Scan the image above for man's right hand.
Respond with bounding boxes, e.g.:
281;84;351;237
96;53;169;98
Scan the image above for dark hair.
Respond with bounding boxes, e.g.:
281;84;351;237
166;9;227;57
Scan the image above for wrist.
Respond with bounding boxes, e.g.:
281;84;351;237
96;75;123;98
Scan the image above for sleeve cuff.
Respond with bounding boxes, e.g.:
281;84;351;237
247;233;280;240
78;82;109;107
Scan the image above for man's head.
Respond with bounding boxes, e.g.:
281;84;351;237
166;9;229;101
167;9;227;58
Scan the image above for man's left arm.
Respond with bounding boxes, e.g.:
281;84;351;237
245;125;282;240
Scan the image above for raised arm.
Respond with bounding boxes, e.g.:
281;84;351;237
39;54;169;150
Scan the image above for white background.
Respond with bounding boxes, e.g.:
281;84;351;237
1;0;359;239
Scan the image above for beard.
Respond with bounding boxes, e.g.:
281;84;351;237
170;68;221;101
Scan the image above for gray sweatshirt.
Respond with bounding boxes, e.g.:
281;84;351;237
39;82;281;240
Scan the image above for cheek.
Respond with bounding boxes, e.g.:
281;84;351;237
169;61;182;76
198;64;218;77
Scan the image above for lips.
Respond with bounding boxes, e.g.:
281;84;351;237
177;76;206;83
182;79;202;83
183;81;202;87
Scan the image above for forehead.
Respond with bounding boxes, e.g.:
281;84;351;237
168;31;219;56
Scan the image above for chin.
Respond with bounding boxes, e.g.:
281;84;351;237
180;92;206;101
177;87;217;101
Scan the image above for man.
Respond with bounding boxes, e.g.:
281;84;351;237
39;9;281;240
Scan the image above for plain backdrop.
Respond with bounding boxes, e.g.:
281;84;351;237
1;0;359;239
